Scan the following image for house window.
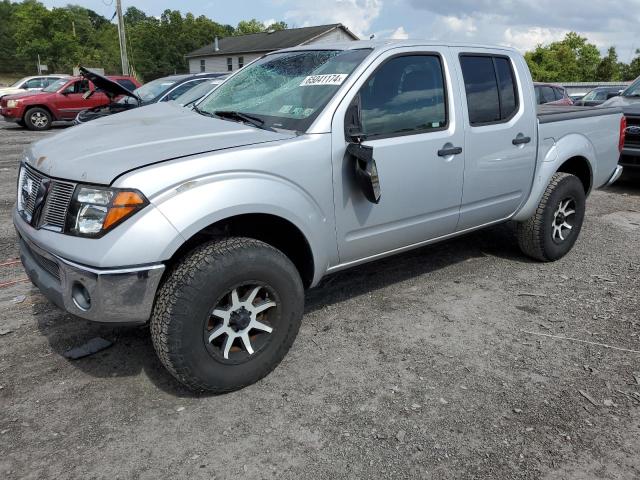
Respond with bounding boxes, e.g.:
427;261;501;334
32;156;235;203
227;57;233;72
238;56;244;69
200;59;205;73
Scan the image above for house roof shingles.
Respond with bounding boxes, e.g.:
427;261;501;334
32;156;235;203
186;24;355;58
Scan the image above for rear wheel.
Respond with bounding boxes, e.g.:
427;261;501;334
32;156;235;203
517;172;586;261
151;237;304;393
24;107;52;131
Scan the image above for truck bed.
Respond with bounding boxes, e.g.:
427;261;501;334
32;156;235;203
537;105;622;124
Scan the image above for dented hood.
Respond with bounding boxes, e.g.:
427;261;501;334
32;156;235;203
25;102;296;185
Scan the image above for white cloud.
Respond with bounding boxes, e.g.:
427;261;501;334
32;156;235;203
390;26;409;39
441;15;476;36
262;18;277;27
281;0;383;38
503;26;568;51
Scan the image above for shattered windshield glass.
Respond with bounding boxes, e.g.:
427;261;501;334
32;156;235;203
197;49;371;132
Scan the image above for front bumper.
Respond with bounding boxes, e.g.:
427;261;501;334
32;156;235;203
17;233;165;325
1;107;22;121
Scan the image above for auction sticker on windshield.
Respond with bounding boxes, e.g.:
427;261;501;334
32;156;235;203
300;74;348;86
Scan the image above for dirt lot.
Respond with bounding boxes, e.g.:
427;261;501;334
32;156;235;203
0;122;639;480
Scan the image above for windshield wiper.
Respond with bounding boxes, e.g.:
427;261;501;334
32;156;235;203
213;110;275;131
193;104;216;118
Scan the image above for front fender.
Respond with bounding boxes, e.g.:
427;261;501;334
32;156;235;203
152;172;332;286
513;133;595;222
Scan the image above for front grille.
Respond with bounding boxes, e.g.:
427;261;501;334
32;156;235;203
624;116;640;149
41;181;75;231
17;164;76;232
25;241;60;281
18;166;44;222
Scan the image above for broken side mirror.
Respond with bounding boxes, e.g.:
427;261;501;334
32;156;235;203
344;93;381;204
347;142;381;204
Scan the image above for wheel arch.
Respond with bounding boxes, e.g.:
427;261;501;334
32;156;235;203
164;212;317;289
23;104;55;122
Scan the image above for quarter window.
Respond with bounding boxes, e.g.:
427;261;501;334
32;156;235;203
460;55;519;125
358;55;447;138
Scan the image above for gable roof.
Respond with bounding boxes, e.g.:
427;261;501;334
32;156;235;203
185;24;358;58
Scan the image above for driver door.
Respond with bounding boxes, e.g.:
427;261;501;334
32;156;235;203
56;79;91;120
331;48;465;265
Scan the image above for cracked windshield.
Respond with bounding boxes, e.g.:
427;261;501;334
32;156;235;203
197;48;371;131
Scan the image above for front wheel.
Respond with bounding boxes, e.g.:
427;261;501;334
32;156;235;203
517;172;586;261
151;237;304;393
23;107;52;131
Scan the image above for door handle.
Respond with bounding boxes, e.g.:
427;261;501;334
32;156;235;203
512;135;531;145
437;146;463;157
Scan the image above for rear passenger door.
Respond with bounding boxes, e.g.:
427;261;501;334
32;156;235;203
451;50;537;230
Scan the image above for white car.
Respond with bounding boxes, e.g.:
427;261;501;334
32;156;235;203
0;75;68;99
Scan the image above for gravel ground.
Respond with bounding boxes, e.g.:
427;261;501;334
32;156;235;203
0;122;639;480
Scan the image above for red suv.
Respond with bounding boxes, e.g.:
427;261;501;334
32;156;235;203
0;74;140;130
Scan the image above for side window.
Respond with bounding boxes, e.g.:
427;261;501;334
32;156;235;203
494;57;518;119
460;54;520;125
460;56;500;124
553;87;565;100
25;78;44;89
358;55;447;138
164;80;204;101
541;86;555;104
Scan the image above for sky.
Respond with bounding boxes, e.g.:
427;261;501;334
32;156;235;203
41;0;640;62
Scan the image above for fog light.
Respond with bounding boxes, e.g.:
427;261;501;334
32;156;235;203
71;282;91;311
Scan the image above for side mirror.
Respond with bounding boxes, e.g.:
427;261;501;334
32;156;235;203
347;142;381;204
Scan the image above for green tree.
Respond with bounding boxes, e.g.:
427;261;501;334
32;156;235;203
235;19;267;35
620;49;640;81
595;47;620;81
524;32;601;82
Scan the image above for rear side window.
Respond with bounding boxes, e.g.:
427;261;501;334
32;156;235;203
553;87;565;100
460;54;519;125
540;86;555;104
116;79;137;91
358;54;447;138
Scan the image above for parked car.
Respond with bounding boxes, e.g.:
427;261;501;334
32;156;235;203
573;87;622;107
174;76;228;107
15;41;624;393
534;83;573;105
600;76;640;168
0;75;69;100
0;74;141;130
75;72;227;124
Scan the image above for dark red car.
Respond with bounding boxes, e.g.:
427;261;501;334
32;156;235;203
0;73;140;130
534;83;573;106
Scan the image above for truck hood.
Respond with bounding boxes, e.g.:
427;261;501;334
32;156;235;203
25;102;297;185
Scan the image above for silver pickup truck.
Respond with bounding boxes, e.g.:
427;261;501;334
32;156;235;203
14;41;625;392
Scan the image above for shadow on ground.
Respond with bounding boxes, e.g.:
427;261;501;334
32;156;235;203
34;222;527;397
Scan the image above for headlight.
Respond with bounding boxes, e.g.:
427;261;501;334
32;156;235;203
7;99;20;108
66;186;148;237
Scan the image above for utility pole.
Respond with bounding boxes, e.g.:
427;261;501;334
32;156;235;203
115;0;130;75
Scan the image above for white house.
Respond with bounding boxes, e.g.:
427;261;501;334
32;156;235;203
185;24;359;74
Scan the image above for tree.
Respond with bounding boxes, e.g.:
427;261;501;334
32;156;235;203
595;47;620;81
235;19;267;35
620;49;640;81
524;32;601;82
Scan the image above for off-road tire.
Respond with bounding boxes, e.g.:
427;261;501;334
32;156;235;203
23;107;52;131
517;172;586;262
150;237;304;393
